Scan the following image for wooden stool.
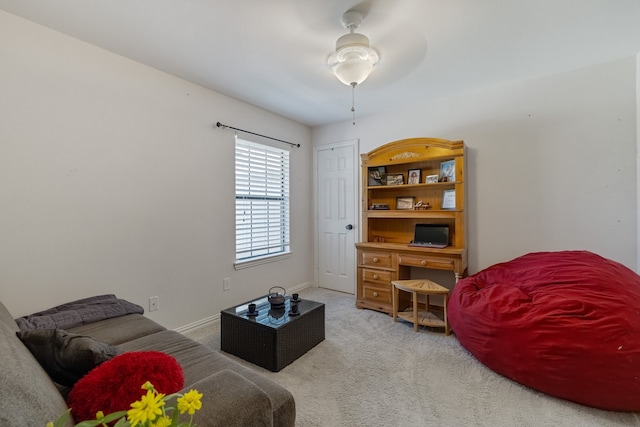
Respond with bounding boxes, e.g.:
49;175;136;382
392;279;450;335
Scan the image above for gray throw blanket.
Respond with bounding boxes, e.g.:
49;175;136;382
15;294;144;331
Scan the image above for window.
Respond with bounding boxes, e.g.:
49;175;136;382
235;137;290;266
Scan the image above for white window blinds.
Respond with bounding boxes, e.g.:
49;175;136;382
235;138;290;262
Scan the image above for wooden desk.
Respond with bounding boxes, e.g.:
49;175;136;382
355;242;466;314
357;138;467;317
392;279;450;335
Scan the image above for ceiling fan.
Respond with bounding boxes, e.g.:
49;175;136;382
326;9;379;124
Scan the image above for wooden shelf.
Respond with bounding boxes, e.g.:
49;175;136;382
397;310;446;328
365;210;461;218
356;138;468;315
367;181;459;191
356;241;465;255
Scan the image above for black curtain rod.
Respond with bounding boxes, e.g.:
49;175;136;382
216;122;300;148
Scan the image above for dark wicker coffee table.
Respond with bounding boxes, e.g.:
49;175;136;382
220;294;325;372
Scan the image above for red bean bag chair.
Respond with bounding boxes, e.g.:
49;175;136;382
448;251;640;411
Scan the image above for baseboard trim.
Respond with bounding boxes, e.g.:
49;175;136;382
286;281;315;295
174;281;316;334
174;313;220;334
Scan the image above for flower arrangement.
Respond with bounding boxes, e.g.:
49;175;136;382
47;382;203;427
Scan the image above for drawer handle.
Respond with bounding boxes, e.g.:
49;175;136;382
421;260;427;266
373;274;379;280
373;257;379;263
373;292;378;297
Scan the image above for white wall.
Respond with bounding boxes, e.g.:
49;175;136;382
0;11;314;328
1;10;636;328
313;57;638;274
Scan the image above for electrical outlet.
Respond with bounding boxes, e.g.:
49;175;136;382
223;277;231;291
149;296;159;312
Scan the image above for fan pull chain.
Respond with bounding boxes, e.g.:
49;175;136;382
351;82;357;125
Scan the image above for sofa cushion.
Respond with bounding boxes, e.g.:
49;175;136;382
189;370;273;427
67;351;184;422
119;330;296;427
16;329;120;387
0;322;72;427
68;314;165;345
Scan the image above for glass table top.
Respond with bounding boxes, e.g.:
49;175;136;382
221;295;323;330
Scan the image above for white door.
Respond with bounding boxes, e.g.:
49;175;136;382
314;141;358;294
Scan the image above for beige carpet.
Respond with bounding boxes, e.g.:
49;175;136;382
185;287;640;426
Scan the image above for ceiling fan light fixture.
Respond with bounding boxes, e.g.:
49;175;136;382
331;55;375;86
327;11;379;87
327;9;379;124
335;33;370;60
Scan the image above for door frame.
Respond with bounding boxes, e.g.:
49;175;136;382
313;139;360;290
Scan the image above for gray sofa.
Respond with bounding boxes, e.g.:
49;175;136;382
0;296;296;427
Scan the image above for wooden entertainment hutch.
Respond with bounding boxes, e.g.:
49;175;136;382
356;138;467;314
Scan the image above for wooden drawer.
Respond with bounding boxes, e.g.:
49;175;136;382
361;268;391;286
362;283;392;305
360;251;392;269
398;254;455;270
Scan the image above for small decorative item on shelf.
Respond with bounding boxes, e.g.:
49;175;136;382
386;173;404;186
368;166;387;186
408;169;421;184
440;160;455;182
47;381;203;427
442;189;456;209
425;174;439;184
373;235;385;243
370;203;390;210
396;196;415;210
413;200;432;210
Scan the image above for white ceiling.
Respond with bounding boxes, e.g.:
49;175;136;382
2;0;640;127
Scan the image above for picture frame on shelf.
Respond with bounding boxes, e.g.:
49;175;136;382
386;173;404;185
408;169;421;184
442;189;456;209
396;196;415;210
368;166;386;186
440;160;455;182
425;174;439;184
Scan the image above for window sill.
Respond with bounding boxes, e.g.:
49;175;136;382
234;252;292;270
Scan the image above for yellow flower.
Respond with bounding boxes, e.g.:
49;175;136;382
177;389;203;415
50;382;205;427
127;389;166;427
151;415;172;427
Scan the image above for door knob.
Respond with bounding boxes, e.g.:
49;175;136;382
345;224;353;230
